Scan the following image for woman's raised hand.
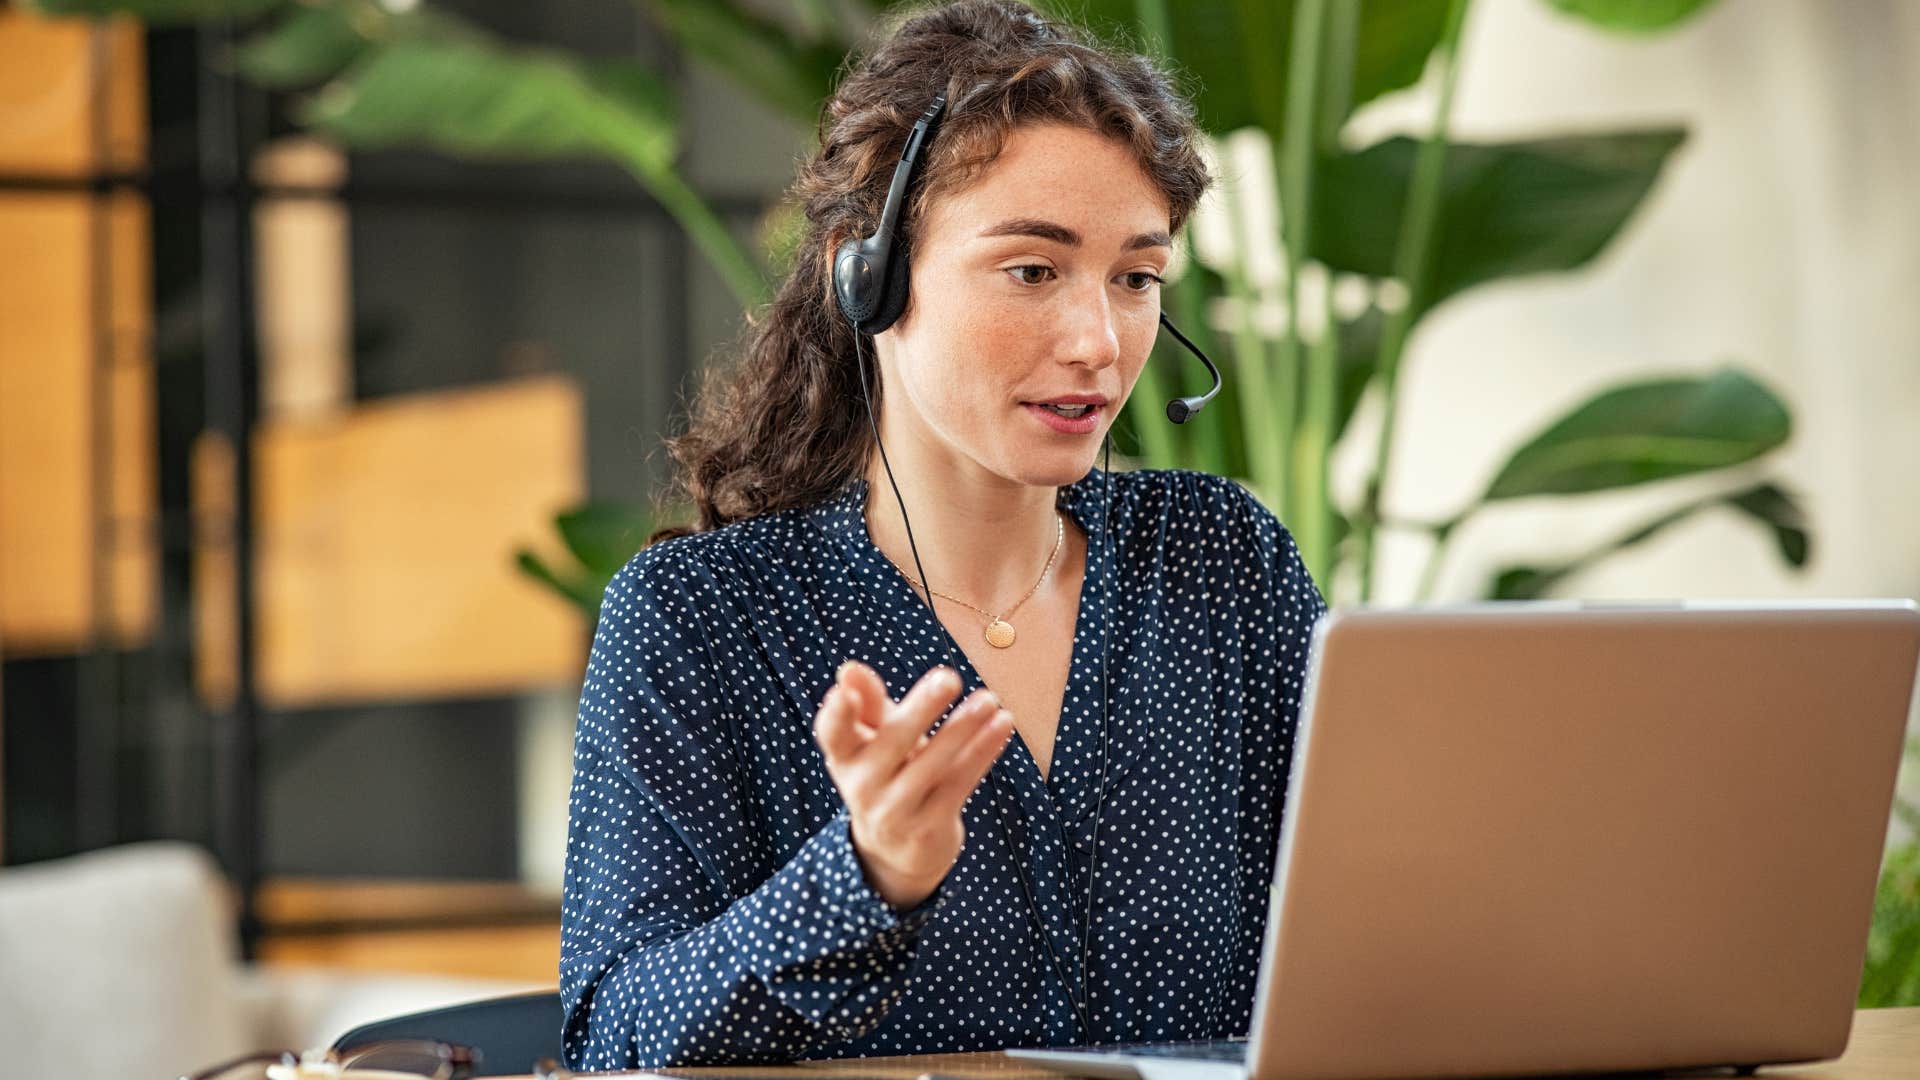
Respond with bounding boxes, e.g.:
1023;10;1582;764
812;660;1015;911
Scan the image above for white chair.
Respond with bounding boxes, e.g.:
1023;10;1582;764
0;841;540;1078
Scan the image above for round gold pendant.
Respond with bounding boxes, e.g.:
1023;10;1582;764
984;619;1016;648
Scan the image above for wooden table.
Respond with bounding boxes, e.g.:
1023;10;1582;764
532;1007;1920;1080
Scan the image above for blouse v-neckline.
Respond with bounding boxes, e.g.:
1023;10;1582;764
810;469;1114;824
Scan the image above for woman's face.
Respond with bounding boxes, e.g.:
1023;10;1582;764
875;121;1173;489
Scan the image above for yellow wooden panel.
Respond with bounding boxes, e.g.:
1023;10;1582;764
0;194;93;651
191;432;240;708
0;191;157;654
101;17;145;172
0;11;143;174
0;11;153;655
257;877;560;926
256;875;560;985
257;922;561;984
196;376;588;707
256;137;353;421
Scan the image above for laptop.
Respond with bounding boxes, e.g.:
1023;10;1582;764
1009;600;1920;1080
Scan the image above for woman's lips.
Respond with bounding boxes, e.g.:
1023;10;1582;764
1022;402;1102;434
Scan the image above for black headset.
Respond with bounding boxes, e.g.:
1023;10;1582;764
832;90;1224;423
831;87;1226;1046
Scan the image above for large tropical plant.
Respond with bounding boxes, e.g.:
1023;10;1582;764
32;0;1809;610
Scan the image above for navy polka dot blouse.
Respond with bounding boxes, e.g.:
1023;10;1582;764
560;467;1327;1070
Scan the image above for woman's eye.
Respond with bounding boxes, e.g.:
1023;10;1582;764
1005;266;1164;290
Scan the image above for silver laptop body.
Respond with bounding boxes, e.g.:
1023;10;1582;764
1009;600;1920;1080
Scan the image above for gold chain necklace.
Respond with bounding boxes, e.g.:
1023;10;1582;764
876;510;1064;648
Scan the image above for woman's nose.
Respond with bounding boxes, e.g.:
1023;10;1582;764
1058;281;1121;370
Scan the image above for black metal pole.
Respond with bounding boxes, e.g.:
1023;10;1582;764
197;16;264;958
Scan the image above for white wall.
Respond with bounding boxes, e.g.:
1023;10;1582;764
1339;0;1920;607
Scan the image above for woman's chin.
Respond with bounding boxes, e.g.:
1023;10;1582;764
996;446;1108;489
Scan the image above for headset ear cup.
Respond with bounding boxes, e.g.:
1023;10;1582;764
866;249;913;335
833;240;875;325
856;249;913;334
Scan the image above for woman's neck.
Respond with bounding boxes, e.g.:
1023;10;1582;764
861;441;1071;614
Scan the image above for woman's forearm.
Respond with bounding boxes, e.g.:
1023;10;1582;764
562;812;943;1069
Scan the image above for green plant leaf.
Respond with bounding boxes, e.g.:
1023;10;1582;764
1483;480;1809;600
1725;481;1810;567
1314;129;1686;318
514;550;604;621
1482;368;1790;501
303;37;678;174
1350;0;1452;108
516;501;695;619
293;18;766;306
1859;841;1920;1007
1488;564;1572;601
1328;504;1351;554
24;0;283;22
234;5;368;88
1542;0;1719;34
1033;0;1449;136
555;502;657;576
637;0;847;126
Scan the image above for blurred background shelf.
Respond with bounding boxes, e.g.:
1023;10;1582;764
255;877;561;983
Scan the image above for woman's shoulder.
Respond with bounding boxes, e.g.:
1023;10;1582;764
602;498;831;608
1109;468;1323;610
1102;467;1277;535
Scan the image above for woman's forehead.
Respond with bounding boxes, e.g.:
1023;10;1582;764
920;122;1171;248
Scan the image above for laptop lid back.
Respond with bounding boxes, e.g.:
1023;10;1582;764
1248;601;1920;1080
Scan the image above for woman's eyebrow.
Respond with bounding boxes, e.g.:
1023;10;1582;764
978;217;1171;251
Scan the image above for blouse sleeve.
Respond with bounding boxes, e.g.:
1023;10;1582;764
1216;475;1329;703
559;543;944;1070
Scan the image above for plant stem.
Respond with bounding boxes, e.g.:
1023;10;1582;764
1220;177;1284;509
1174;256;1233;473
1356;0;1473;603
1317;0;1360;156
1225;0;1291;507
1293;0;1359;592
1128;0;1182;470
1297;301;1337;586
1278;0;1327;563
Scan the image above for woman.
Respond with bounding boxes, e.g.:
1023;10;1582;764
560;0;1326;1069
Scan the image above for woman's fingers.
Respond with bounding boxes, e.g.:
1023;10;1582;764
922;705;1015;818
825;660;1008;818
895;688;1000;793
836;661;890;734
812;683;867;763
871;665;963;761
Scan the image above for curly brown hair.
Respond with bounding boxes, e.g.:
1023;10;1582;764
649;0;1212;545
